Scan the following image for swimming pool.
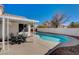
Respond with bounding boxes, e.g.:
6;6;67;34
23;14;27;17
36;32;71;42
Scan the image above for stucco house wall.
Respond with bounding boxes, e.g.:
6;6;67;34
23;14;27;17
9;22;19;36
0;22;2;38
0;21;19;38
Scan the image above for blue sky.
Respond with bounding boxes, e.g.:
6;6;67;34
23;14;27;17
4;4;79;25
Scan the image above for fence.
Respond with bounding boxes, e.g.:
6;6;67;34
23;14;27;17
37;28;79;36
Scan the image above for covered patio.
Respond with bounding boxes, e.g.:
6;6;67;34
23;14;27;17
0;14;39;54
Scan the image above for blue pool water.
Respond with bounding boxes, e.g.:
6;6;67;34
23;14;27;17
36;32;71;42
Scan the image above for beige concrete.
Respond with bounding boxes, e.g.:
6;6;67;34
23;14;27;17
58;36;79;47
1;35;60;55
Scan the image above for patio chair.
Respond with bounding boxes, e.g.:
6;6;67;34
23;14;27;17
9;33;18;45
9;32;27;45
17;34;27;43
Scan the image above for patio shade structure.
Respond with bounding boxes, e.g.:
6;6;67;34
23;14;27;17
0;14;39;53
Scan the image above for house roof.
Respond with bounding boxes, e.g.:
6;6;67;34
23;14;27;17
0;13;39;23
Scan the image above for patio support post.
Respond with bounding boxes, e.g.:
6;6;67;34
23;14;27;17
7;18;9;51
2;16;5;53
33;22;35;33
34;23;37;33
27;24;31;37
32;22;36;33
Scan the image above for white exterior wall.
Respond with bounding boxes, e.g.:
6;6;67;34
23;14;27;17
0;23;2;38
0;22;19;38
9;22;19;36
37;28;79;36
0;22;7;38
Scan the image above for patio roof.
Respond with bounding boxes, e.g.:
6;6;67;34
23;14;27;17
0;13;39;23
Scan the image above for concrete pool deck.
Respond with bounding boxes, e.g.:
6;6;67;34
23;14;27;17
1;34;79;55
45;36;79;55
58;36;79;47
0;35;60;55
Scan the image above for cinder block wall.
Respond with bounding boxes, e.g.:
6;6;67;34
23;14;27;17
37;28;79;36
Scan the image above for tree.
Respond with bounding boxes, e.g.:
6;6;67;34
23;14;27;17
69;22;79;28
51;13;65;28
69;22;74;27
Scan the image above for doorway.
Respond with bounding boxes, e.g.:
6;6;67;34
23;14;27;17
19;24;28;32
19;24;24;32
